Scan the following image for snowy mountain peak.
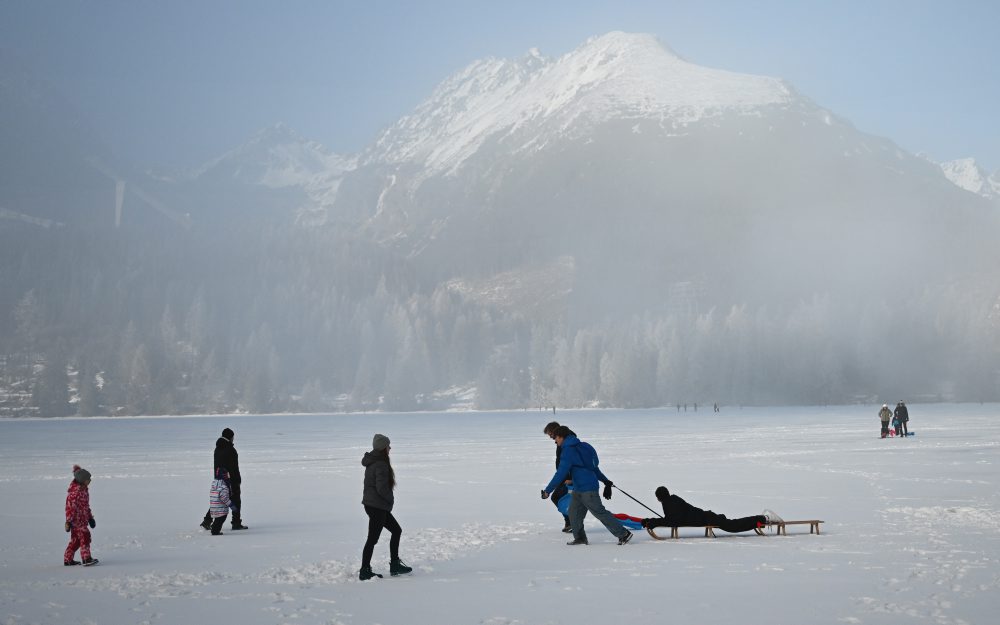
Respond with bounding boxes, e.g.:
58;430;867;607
198;123;355;188
247;121;308;146
573;30;682;64
940;157;1000;199
196;123;357;222
366;31;795;178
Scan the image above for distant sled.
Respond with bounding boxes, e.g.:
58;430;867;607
881;432;916;438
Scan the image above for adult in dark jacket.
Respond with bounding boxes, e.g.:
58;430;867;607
200;428;247;531
543;421;572;532
359;434;412;580
895;401;910;436
641;486;768;533
542;426;632;546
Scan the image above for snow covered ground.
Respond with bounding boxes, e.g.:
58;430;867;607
2;404;998;625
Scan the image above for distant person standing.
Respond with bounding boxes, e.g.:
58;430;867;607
543;421;572;532
896;401;910;436
200;428;248;531
878;404;893;438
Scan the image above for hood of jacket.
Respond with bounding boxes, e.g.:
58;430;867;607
362;450;387;467
561;435;580;449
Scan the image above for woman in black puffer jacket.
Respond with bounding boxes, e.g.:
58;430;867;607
360;433;412;580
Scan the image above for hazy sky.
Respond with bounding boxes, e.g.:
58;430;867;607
2;0;997;171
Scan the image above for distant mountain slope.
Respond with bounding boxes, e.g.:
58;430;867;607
940;158;1000;199
196;123;356;223
0;50;116;225
335;32;998;320
366;32;794;181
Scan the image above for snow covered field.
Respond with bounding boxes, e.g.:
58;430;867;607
2;404;998;625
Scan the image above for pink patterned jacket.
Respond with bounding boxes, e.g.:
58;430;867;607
65;481;92;528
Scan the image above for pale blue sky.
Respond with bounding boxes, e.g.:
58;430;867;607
2;0;997;171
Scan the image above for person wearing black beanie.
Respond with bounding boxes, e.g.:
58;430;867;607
200;428;248;531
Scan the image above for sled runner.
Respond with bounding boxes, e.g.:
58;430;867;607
645;520;823;539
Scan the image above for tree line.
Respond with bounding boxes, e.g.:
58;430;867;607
1;219;998;417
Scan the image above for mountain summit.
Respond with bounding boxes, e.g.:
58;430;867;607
367;31;795;179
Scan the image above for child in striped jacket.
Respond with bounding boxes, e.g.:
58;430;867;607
209;467;238;535
64;465;98;566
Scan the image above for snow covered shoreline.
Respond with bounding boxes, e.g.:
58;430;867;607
2;404;998;624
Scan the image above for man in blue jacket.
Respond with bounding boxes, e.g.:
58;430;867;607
542;426;632;546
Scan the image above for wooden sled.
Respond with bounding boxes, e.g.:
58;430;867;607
646;520;824;540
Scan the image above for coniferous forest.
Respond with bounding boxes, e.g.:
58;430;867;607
3;202;998;417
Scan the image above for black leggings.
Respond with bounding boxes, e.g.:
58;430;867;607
704;512;767;533
362;505;401;567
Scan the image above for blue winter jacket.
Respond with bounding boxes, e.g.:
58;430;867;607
544;436;611;494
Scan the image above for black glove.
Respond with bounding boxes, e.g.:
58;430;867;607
65;521;71;532
602;483;613;500
540;490;550;500
88;517;96;529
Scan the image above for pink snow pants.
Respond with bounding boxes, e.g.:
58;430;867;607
64;527;92;562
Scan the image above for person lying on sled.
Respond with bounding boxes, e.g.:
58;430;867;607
640;486;777;533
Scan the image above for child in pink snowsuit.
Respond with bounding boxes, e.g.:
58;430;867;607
64;465;98;566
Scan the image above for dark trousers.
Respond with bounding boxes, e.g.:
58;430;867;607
703;512;766;533
880;422;890;437
362;505;401;568
204;484;242;526
902;420;909;435
211;514;227;534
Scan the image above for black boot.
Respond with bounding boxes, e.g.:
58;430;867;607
390;558;413;576
359;565;382;580
561;515;572;533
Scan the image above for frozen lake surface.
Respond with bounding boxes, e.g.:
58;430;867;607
1;404;999;625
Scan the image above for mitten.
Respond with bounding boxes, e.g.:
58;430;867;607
65;521;71;532
88;517;96;529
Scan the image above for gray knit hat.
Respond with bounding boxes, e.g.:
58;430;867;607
72;464;91;484
372;433;390;451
